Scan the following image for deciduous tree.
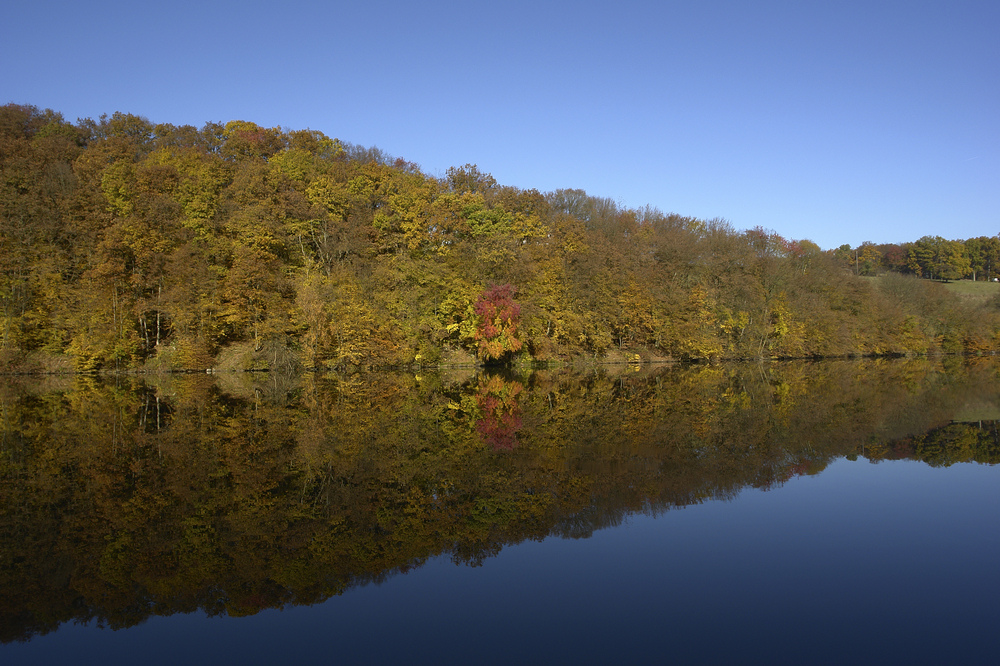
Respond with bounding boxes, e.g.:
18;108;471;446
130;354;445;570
474;284;523;363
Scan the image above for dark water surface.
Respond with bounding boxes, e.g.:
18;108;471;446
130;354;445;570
3;359;1000;664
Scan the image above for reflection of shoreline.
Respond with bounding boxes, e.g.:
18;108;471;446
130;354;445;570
853;420;1000;466
1;358;999;642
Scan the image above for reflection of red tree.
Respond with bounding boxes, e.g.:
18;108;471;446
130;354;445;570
765;458;817;487
475;375;524;450
890;439;916;459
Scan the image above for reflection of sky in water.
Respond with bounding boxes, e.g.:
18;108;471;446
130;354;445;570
9;458;998;665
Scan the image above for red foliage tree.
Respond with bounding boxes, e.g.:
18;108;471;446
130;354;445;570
474;284;523;363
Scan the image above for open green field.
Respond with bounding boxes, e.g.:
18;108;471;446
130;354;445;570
862;275;1000;307
940;279;1000;306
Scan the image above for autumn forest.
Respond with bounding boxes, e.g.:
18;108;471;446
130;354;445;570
3;103;1000;373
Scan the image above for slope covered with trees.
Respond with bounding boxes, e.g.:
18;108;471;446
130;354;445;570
2;103;998;372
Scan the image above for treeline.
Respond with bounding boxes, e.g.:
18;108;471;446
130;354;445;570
2;358;994;640
2;103;999;372
833;236;1000;281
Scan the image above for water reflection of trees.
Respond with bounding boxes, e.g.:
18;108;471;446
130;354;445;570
474;374;524;450
2;357;1000;642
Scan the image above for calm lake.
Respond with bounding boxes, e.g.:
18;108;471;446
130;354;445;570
2;358;1000;664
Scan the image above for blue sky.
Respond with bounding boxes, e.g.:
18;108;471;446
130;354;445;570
2;0;997;249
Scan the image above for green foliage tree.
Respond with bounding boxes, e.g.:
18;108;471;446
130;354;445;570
964;236;1000;281
908;236;970;281
857;242;882;276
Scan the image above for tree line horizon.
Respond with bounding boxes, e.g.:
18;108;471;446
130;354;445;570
2;103;1000;372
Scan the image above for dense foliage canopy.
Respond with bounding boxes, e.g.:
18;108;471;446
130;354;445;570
2;103;999;372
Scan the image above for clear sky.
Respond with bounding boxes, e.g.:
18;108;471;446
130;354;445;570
2;0;997;249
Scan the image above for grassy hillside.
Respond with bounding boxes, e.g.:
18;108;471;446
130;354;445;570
941;279;1000;307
